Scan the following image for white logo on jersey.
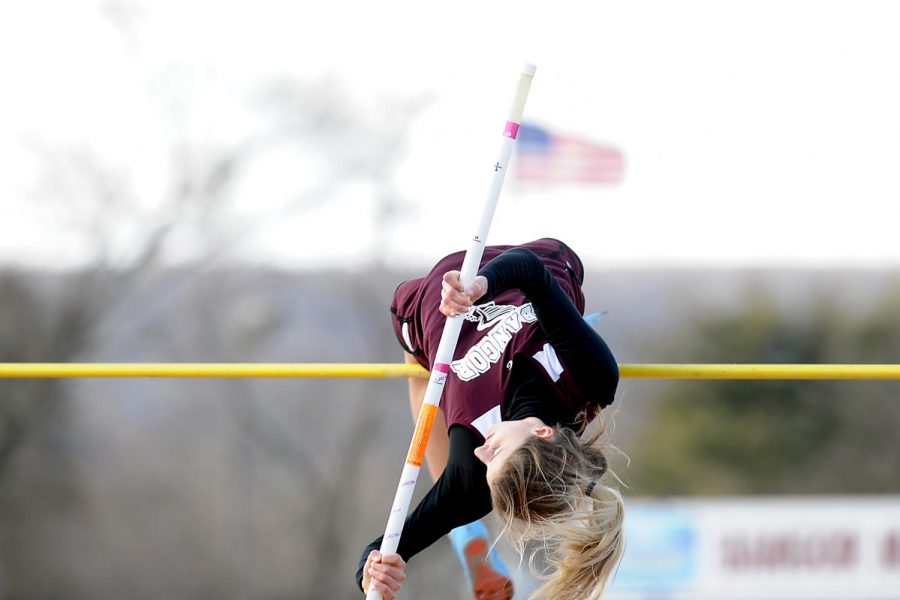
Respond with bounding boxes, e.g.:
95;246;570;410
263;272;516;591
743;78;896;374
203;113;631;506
450;302;537;382
464;302;517;330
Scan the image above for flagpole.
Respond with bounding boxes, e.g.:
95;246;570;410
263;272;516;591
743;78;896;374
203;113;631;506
365;63;536;600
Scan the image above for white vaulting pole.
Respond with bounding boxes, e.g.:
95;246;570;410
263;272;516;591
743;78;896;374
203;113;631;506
366;64;536;600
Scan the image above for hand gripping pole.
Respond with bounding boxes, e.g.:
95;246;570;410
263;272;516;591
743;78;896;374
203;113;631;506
366;64;535;600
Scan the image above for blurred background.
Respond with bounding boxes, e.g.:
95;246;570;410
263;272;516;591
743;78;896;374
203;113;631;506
1;1;899;598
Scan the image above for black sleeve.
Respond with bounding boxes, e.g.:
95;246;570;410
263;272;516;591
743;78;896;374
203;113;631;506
356;426;492;593
478;247;618;409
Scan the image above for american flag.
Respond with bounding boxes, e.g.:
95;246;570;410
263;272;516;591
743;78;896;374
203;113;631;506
513;122;624;185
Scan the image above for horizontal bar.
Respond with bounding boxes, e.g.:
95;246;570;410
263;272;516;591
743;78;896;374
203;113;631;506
621;364;900;380
0;363;899;380
0;363;422;379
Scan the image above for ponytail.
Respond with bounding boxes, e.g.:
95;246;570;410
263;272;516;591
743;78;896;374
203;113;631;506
490;425;625;600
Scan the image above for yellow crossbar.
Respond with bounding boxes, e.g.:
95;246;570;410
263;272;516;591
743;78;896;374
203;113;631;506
0;363;899;380
622;364;900;380
0;363;420;379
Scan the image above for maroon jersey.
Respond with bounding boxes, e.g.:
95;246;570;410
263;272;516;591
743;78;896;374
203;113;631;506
390;238;585;439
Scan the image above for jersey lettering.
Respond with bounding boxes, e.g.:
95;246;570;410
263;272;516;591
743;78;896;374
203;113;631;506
450;303;538;381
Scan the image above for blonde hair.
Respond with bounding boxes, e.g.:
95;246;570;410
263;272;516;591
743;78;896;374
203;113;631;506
490;424;624;600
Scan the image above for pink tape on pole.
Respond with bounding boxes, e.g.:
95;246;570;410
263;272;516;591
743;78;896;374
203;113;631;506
503;121;520;139
434;363;450;374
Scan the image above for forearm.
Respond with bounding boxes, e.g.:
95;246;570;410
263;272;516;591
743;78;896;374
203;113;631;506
356;428;491;592
356;485;491;593
479;247;618;406
477;246;556;303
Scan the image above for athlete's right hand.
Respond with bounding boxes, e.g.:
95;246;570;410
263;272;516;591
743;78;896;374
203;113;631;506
361;550;407;599
440;271;488;317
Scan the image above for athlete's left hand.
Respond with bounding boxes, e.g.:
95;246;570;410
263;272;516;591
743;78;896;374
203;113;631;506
440;271;487;317
361;550;407;599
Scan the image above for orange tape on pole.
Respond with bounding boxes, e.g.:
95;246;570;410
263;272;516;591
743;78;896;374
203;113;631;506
406;403;439;467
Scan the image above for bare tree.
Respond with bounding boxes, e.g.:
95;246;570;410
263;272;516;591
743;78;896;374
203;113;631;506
0;5;427;597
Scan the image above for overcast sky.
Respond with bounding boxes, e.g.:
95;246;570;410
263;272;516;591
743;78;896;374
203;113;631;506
1;0;899;270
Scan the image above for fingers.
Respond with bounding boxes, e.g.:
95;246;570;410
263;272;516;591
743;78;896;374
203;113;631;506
361;551;377;593
440;271;485;317
467;275;488;303
441;271;470;316
366;552;407;600
379;553;407;569
442;270;465;292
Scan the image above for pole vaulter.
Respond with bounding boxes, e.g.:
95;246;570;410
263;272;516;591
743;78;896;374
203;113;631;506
365;63;536;600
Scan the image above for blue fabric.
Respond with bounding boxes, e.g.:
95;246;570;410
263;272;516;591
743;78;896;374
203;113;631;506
517;122;552;151
448;520;511;580
584;311;608;327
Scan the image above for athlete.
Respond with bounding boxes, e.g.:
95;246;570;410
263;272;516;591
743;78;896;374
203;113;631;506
358;239;623;600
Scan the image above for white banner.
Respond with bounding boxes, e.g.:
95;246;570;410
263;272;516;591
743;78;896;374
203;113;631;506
607;496;900;599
